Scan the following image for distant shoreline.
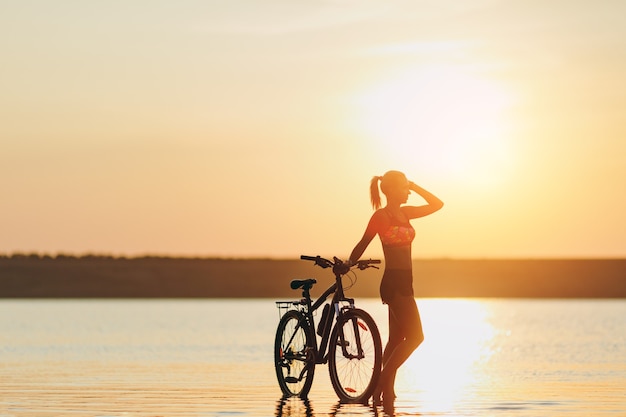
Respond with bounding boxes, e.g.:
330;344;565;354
1;256;625;298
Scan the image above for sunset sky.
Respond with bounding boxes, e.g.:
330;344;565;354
2;1;625;259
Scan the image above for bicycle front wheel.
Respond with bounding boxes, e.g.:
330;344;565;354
274;310;316;398
328;308;382;403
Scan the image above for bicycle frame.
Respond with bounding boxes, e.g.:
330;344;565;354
294;269;356;365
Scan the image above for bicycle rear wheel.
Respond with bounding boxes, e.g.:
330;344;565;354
274;310;315;398
328;308;382;403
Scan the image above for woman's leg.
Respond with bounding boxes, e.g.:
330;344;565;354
387;295;424;368
378;296;424;401
374;304;401;404
383;302;403;364
381;303;402;398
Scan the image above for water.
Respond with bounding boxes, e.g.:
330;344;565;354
1;298;624;416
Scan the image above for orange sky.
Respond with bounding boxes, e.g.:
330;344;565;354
1;1;625;258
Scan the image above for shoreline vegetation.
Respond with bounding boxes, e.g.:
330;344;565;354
1;254;624;298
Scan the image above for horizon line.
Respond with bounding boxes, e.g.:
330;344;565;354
2;252;625;261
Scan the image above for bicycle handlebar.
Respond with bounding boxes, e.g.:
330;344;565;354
300;255;380;272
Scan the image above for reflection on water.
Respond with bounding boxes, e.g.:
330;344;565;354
401;299;496;413
0;299;624;417
274;299;626;417
275;396;384;417
274;300;499;416
276;396;314;417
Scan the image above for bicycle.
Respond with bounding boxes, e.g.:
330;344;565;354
274;255;383;403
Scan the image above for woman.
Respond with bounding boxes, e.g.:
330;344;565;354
348;170;443;407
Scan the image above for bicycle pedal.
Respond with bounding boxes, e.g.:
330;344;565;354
285;376;300;383
336;340;350;347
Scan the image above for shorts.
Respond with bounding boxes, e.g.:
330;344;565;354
380;268;414;304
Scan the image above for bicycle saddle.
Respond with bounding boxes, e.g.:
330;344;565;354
290;278;317;290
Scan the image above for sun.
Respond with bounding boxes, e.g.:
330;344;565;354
352;65;517;189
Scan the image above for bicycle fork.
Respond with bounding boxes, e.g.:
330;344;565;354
340;316;366;360
334;303;366;360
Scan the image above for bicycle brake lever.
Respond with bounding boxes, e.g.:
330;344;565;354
316;259;331;268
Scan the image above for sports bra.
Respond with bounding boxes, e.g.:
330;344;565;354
379;209;415;247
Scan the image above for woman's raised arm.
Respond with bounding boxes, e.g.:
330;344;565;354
403;182;444;219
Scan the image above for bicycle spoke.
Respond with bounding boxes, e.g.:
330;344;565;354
274;310;315;397
328;309;382;403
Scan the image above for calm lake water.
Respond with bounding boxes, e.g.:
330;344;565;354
0;298;625;416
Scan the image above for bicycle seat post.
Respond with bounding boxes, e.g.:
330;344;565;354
301;287;312;312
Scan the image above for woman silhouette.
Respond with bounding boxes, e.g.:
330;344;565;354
347;170;443;407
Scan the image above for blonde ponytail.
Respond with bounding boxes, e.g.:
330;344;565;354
370;176;382;209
